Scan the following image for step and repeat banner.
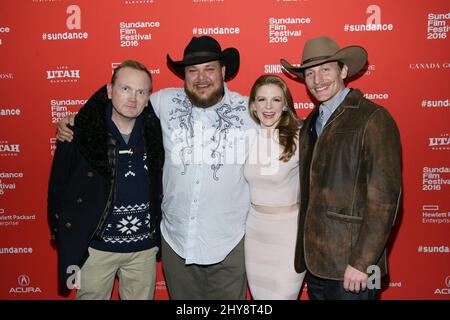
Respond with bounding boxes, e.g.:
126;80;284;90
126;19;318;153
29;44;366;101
0;0;449;300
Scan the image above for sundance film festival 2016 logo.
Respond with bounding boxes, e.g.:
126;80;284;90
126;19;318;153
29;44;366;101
434;276;450;295
9;274;42;294
46;66;80;83
268;17;311;43
422;166;450;191
429;134;450;151
0;141;20;157
0;172;23;197
119;21;160;47
427;13;449;40
422;204;450;224
344;5;394;32
41;5;88;41
50;99;84;124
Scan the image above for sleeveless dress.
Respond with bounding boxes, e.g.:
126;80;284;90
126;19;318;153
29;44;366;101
244;129;305;299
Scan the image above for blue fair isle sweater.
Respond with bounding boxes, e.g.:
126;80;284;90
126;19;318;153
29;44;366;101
90;104;156;252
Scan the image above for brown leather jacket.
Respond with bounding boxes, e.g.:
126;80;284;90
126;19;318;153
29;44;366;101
295;89;402;280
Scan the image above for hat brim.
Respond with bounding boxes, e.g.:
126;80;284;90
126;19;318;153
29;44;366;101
281;46;368;79
167;47;240;81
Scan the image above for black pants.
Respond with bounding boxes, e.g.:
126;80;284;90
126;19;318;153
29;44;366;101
306;272;380;300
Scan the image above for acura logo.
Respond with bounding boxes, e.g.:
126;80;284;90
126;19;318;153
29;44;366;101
18;275;30;287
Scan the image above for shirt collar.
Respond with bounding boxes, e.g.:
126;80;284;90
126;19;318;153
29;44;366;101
320;87;351;116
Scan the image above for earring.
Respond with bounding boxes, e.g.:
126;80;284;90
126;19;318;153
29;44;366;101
282;106;288;112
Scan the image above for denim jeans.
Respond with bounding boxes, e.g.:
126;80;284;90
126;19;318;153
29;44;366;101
306;272;380;300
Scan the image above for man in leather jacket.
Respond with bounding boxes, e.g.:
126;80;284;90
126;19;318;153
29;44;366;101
281;36;402;300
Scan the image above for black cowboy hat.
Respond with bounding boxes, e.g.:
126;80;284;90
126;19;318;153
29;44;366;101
167;36;240;81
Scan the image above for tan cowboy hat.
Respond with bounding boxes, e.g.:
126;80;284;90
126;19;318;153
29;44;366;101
167;36;240;81
280;36;368;78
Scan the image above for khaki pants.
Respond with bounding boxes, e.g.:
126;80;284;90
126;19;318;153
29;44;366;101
76;246;158;300
161;236;247;300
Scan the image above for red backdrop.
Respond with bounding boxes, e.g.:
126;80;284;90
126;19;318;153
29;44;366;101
0;0;449;300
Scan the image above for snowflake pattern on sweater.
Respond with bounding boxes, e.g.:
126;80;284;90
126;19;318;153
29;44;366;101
102;203;151;244
89;107;156;253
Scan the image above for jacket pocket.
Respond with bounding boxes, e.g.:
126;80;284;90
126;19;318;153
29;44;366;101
326;210;362;224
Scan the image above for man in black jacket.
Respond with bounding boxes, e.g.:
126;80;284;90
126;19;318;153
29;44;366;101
48;60;164;299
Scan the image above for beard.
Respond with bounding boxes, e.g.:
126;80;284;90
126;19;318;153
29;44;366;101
184;82;225;108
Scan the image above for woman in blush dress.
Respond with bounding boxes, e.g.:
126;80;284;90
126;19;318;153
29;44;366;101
244;75;305;300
